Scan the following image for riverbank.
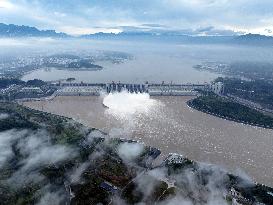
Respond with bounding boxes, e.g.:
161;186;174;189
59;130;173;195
2;101;273;204
22;95;273;186
187;94;273;129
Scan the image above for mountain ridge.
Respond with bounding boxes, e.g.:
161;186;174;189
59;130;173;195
0;23;68;38
1;23;273;46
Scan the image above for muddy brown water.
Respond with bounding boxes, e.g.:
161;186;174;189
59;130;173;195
23;96;273;186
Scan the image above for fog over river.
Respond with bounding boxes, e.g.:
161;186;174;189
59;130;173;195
23;92;273;186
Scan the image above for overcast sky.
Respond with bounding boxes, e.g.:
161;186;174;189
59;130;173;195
1;0;273;36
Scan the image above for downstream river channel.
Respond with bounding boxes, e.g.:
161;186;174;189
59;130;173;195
23;95;273;186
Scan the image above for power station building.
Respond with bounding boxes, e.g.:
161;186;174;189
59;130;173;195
210;82;224;95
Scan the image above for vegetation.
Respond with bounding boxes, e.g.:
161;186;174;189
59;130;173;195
0;102;89;142
26;79;46;87
0;78;25;89
0;78;47;89
0;102;172;205
216;77;273;109
228;61;273;81
0;102;273;204
0;78;56;101
67;60;103;70
188;92;273;129
194;61;273;82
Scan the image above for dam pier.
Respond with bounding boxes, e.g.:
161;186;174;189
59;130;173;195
54;82;213;96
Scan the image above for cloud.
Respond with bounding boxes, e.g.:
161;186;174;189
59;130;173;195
141;23;168;28
197;26;215;33
0;0;14;9
5;129;77;187
35;185;67;205
17;130;77;171
117;142;144;162
69;162;90;184
0;113;9;120
117;156;235;205
0;129;27;168
0;125;259;205
0;127;107;204
36;191;65;205
1;0;273;35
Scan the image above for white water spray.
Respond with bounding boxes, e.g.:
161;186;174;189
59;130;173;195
102;91;160;119
102;91;162;138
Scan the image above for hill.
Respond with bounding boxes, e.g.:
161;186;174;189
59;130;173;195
233;33;273;45
0;23;68;38
1;22;273;46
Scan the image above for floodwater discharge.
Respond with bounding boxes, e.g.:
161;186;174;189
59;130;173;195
23;93;273;186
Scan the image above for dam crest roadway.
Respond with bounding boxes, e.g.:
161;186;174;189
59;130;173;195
54;82;209;96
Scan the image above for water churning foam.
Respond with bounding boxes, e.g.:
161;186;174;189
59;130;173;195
102;91;160;120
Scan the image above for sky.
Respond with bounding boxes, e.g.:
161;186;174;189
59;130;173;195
1;0;273;36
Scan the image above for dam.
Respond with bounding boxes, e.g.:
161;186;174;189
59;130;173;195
54;82;209;96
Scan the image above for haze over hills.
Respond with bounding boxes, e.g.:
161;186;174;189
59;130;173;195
80;32;273;46
0;23;68;38
1;23;273;45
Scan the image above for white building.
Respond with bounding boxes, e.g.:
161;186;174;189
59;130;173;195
56;86;103;96
20;87;43;93
210;82;224;95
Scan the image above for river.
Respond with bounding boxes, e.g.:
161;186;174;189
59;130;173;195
23;95;273;186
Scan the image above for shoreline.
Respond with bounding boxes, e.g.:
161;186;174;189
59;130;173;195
19;100;273;189
187;98;273;130
21;95;273;186
17;101;265;187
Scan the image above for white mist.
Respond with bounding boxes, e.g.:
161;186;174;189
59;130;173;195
102;91;159;119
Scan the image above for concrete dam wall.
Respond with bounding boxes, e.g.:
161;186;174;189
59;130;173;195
55;82;208;96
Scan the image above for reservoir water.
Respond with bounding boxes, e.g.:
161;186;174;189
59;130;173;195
20;39;273;84
21;53;219;84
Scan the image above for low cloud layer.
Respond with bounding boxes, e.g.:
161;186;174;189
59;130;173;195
112;158;242;205
3;130;77;188
17;131;76;171
118;142;144;162
0;129;27;168
0;126;265;205
0;113;9;120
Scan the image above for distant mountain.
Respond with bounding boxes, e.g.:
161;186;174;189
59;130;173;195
232;33;273;45
236;33;273;40
83;32;273;46
1;23;273;46
82;31;235;44
0;23;68;38
81;31;160;38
